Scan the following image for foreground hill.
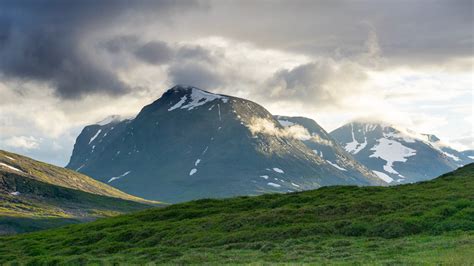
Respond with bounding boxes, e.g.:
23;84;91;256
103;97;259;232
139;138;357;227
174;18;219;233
1;164;472;264
330;121;461;183
0;150;158;234
67;85;383;203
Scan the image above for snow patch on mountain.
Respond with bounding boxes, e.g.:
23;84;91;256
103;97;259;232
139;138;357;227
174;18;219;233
189;168;197;176
267;182;281;188
372;170;394;183
168;96;187;111
443;152;460;162
107;171;131;183
325;160;347;171
369;138;416;175
168;87;228;111
273;168;284;173
76;164;85;171
291;182;300;187
0;162;25;173
3;155;16;161
345;123;367;154
89;129;102;144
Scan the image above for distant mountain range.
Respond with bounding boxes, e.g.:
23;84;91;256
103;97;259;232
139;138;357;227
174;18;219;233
330;121;473;183
0;150;157;235
67;85;384;203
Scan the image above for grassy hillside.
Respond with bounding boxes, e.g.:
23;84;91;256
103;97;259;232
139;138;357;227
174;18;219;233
0;164;472;264
0;150;162;234
0;150;152;203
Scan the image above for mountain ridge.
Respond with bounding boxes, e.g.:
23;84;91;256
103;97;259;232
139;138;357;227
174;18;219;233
330;121;470;183
67;85;384;203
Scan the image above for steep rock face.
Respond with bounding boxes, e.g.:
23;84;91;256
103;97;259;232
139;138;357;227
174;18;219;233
330;122;460;183
68;86;383;203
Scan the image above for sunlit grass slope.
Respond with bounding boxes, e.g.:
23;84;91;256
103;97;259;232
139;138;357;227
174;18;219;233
0;150;161;234
0;164;472;264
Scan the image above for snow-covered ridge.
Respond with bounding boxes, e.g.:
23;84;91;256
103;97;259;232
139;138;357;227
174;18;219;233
378;126;467;165
168;86;229;111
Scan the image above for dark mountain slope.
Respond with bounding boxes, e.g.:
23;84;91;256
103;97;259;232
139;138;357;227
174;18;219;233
274;116;381;183
67;86;383;203
1;164;472;264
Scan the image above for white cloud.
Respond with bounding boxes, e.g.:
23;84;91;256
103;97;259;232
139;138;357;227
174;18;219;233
246;117;311;141
4;136;40;150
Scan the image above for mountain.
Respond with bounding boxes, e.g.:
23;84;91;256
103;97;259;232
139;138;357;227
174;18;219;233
274;116;382;182
0;150;158;234
420;134;474;166
2;163;472;264
67;85;384;203
330;121;468;183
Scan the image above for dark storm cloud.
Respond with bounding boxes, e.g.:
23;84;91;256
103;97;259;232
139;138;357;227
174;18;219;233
176;45;215;63
134;41;174;64
0;25;130;98
168;62;224;90
103;35;216;65
0;0;471;99
190;0;473;65
102;35;140;54
263;59;369;107
0;0;201;99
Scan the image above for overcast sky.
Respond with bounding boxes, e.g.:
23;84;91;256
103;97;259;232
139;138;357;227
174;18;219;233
0;0;473;166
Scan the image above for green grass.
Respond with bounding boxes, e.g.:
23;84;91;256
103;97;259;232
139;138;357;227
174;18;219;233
0;150;162;235
0;164;473;264
0;150;158;204
0;173;155;235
